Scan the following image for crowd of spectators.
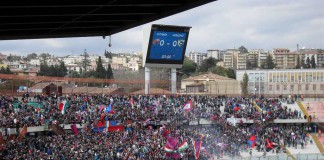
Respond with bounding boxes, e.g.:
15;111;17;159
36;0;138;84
0;94;314;159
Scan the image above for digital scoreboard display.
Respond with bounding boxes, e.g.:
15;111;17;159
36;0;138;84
144;24;191;68
149;31;187;61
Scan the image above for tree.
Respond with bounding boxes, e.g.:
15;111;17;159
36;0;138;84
306;57;311;68
81;70;97;78
37;61;67;77
226;68;236;79
181;59;197;77
238;46;248;53
0;66;5;73
296;56;301;69
240;73;249;96
59;61;68;77
106;63;114;79
96;56;106;79
82;49;90;72
5;66;12;74
211;66;227;77
247;59;258;69
301;58;307;69
199;57;219;72
264;54;276;69
7;54;21;62
104;50;113;59
311;55;316;68
68;70;80;78
25;53;38;61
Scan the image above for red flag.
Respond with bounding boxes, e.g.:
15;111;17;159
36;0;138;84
266;138;274;149
17;125;28;142
0;133;5;145
107;126;124;132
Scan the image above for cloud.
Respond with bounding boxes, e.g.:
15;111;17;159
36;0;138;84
0;0;322;56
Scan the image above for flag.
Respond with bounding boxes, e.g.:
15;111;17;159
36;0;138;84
178;140;189;152
97;120;105;128
71;124;79;135
0;133;5;145
99;105;104;112
58;101;68;115
106;104;114;114
164;145;175;153
182;100;193;111
194;140;202;159
143;118;151;126
162;129;170;138
17;125;28;142
107;126;124;132
266;138;276;152
166;137;179;150
130;98;134;107
247;135;256;148
105;120;117;128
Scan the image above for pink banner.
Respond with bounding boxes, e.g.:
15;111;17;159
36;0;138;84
71;124;79;135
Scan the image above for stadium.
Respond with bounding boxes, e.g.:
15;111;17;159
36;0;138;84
0;0;323;160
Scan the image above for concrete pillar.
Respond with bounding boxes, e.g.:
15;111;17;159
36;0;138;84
171;68;177;94
145;67;150;95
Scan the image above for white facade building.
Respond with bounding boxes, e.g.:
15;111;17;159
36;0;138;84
207;49;220;59
29;59;41;66
188;51;207;66
236;69;324;97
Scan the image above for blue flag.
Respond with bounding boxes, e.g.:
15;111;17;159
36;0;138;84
106;104;112;113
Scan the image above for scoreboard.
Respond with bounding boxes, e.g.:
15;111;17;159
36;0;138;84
143;24;191;68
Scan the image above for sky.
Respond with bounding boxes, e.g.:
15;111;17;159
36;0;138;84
0;0;323;57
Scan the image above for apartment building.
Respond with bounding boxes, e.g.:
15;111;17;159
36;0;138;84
236;69;324;96
248;49;268;67
300;49;324;68
188;51;207;66
223;50;234;69
272;48;298;69
207;49;220;60
112;56;127;67
234;51;247;70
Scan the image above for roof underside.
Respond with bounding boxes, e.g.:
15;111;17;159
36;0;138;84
0;0;216;40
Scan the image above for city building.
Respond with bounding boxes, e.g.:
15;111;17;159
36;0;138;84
219;50;226;60
248;49;268;67
188;51;207;66
66;64;82;73
112;55;128;67
299;49;324;68
234;51;247;70
29;59;41;66
223;49;235;69
272;48;298;69
207;49;220;59
181;73;240;95
236;69;324;96
0;53;7;60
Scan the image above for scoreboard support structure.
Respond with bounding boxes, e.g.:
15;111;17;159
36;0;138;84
143;24;191;95
144;67;177;95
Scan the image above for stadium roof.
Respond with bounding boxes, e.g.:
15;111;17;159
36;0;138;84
0;0;216;40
